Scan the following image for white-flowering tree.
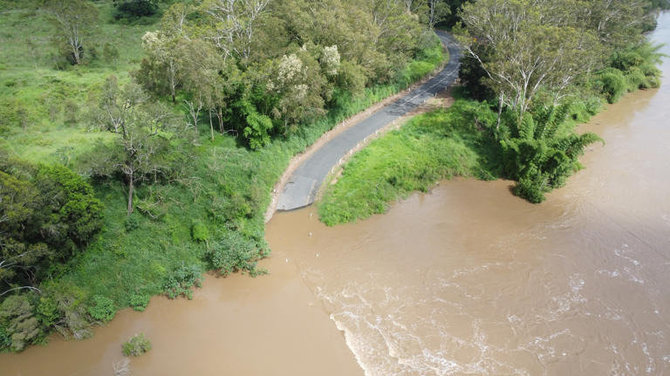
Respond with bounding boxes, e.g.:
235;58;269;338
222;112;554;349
205;0;271;61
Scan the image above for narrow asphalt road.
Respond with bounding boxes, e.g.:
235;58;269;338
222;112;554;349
276;31;462;211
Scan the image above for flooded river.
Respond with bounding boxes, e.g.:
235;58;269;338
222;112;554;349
3;12;670;376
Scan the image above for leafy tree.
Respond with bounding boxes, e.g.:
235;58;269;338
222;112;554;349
86;78;187;215
427;0;451;29
457;0;602;123
269;50;327;133
0;295;40;351
43;0;99;65
1;160;103;293
139;31;184;103
205;0;272;61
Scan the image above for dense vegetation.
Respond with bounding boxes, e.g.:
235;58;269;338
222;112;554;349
0;0;447;352
319;0;666;224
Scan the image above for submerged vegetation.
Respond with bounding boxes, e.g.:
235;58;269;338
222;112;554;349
0;0;446;352
319;0;666;224
122;333;152;357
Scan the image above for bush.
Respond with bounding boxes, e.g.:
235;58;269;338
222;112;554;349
124;215;140;232
0;295;40;352
162;264;202;299
598;68;627;104
204;232;266;277
87;295;115;323
499;106;602;203
35;296;59;328
190;221;209;243
114;0;158;20
129;294;150;312
122;333;152;357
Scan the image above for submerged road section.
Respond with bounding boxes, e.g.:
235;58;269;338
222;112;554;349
276;31;462;211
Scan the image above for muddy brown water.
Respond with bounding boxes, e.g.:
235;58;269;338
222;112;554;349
3;13;670;376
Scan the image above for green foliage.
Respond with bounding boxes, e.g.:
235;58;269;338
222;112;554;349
129;294;150;311
204;232;267;277
87;295;115;323
190;221;209;243
499;105;603;203
35;164;104;248
124;215;140;233
1;160;103;290
598;68;627;103
35;296;59;328
0;295;40;352
240;100;273;150
162;264;202;300
596;42;664;103
122;333;151;357
114;0;159;21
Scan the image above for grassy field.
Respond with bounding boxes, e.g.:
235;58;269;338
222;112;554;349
0;0;447;349
0;1;153;164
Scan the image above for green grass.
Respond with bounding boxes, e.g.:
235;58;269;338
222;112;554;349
0;1;155;164
318;100;501;226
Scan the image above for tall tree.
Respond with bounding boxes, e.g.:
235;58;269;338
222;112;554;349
205;0;272;61
88;78;185;214
457;0;601;122
43;0;98;65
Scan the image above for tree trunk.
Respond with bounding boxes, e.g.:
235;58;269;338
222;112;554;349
217;107;224;134
71;42;81;65
496;93;504;130
127;173;134;215
209;109;214;141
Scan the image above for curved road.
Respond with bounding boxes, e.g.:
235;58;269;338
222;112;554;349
277;31;461;211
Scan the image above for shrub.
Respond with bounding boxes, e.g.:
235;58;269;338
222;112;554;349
162;264;202;299
122;333;152;357
103;43;120;64
124;215;140;232
204;232;267;277
129;294;150;312
36;296;60;328
0;295;40;352
190;221;209;243
87;295;115;323
598;68;627;104
114;0;158;20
